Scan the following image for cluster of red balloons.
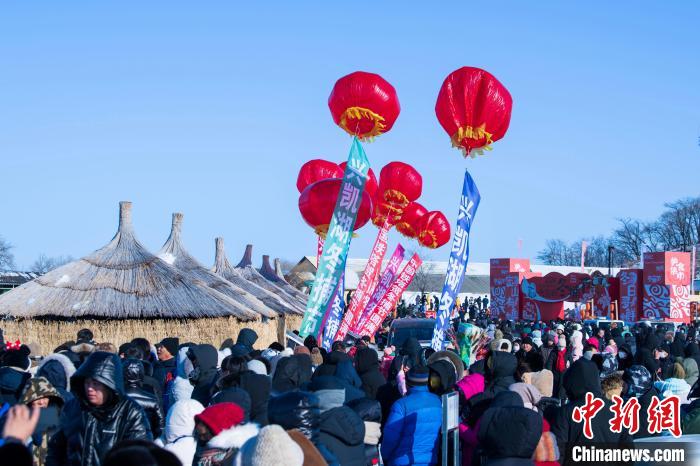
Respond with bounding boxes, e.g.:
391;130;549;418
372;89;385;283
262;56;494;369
296;160;376;236
300;67;512;246
371;162;450;249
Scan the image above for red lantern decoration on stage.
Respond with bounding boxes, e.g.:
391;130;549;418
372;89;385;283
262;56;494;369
435;66;512;157
417;211;451;249
328;71;400;141
395;202;428;238
297;159;343;193
338;162;378;199
298;179;372;236
377;162;422;208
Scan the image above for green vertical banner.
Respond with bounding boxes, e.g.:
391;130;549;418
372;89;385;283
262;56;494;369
299;137;370;338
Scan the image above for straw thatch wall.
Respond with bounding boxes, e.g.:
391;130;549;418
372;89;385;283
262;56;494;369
2;315;303;355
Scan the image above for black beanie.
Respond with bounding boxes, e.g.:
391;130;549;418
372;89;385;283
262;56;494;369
157;338;179;357
77;328;94;343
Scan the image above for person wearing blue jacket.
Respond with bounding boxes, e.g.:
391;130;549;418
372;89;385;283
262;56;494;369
380;366;442;466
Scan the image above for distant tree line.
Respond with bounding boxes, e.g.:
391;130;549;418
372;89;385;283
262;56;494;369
0;235;73;273
537;196;700;269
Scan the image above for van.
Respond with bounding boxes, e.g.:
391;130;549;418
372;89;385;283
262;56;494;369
387;318;436;349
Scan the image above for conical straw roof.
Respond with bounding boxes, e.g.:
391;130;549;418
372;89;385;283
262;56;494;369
212;238;304;315
157;213;277;319
260;255;309;302
235;245;308;309
0;202;258;320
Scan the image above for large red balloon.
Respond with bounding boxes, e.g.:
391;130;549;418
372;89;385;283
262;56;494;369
395;202;428;239
328;71;400;140
297;159;342;193
378;162;422;208
417;211;451;249
371;196;402;227
435;67;512;157
338;162;378;199
298;178;372;235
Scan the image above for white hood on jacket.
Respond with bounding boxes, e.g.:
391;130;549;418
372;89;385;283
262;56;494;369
165;399;205;443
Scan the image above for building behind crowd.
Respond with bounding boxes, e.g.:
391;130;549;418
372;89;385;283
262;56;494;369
286;256;620;304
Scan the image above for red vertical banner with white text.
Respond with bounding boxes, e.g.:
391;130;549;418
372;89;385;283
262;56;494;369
335;221;390;340
358;253;422;337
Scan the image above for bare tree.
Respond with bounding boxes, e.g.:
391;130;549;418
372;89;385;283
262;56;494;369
0;235;15;271
537;239;570;265
31;254;74;274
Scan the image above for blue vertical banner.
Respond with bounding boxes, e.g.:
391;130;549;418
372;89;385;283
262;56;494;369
299;137;369;338
321;274;345;350
431;170;481;350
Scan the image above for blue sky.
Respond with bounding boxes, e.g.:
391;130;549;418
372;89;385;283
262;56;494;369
1;2;699;270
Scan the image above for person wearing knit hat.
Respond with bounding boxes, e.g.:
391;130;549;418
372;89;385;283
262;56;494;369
246;359;267;376
381;365;442;465
193;402;260;466
294;345;311;356
235;425;303;466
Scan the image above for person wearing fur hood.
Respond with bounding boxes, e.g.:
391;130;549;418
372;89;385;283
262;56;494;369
193;402;260;466
35;352;76;404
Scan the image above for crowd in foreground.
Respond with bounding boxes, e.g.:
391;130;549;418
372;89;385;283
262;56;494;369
1;318;700;466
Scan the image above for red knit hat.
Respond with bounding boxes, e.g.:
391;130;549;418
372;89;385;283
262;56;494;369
586;337;599;350
195;402;245;435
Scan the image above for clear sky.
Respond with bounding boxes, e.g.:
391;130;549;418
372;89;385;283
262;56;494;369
1;2;699;270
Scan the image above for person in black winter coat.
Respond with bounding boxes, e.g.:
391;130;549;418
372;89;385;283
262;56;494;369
187;344;219;406
622;365;660;439
230;328;258;358
272;354;312;394
354;347;386;400
551;359;633;466
46;352;152;466
0;345;32;406
477;391;542;466
635;330;660;377
216;356;269;425
346;398;382;466
515;337;544;372
399;337;424;367
122;359;164;438
267;391;339;465
485;351;518;396
319;406;365;466
375;356;404;429
152;337;179;392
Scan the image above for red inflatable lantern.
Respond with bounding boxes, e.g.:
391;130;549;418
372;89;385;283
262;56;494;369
435;67;512;157
417;211;451;249
377;162;422;208
371;199;402;227
338;162;378;199
297;159;342;193
328;71;400;140
395;202;428;239
298;179;372;236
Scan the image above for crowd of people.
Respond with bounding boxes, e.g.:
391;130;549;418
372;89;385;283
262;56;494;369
1;318;699;466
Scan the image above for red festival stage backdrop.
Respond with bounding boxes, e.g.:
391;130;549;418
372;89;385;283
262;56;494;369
642;252;691;322
489;251;692;323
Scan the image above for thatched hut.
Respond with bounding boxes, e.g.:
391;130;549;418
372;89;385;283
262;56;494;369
235;245;308;309
158;213;277;319
212;239;305;333
0;202;279;350
260;255;309;302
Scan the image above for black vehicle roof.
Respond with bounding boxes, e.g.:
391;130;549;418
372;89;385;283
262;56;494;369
390;318;436;329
